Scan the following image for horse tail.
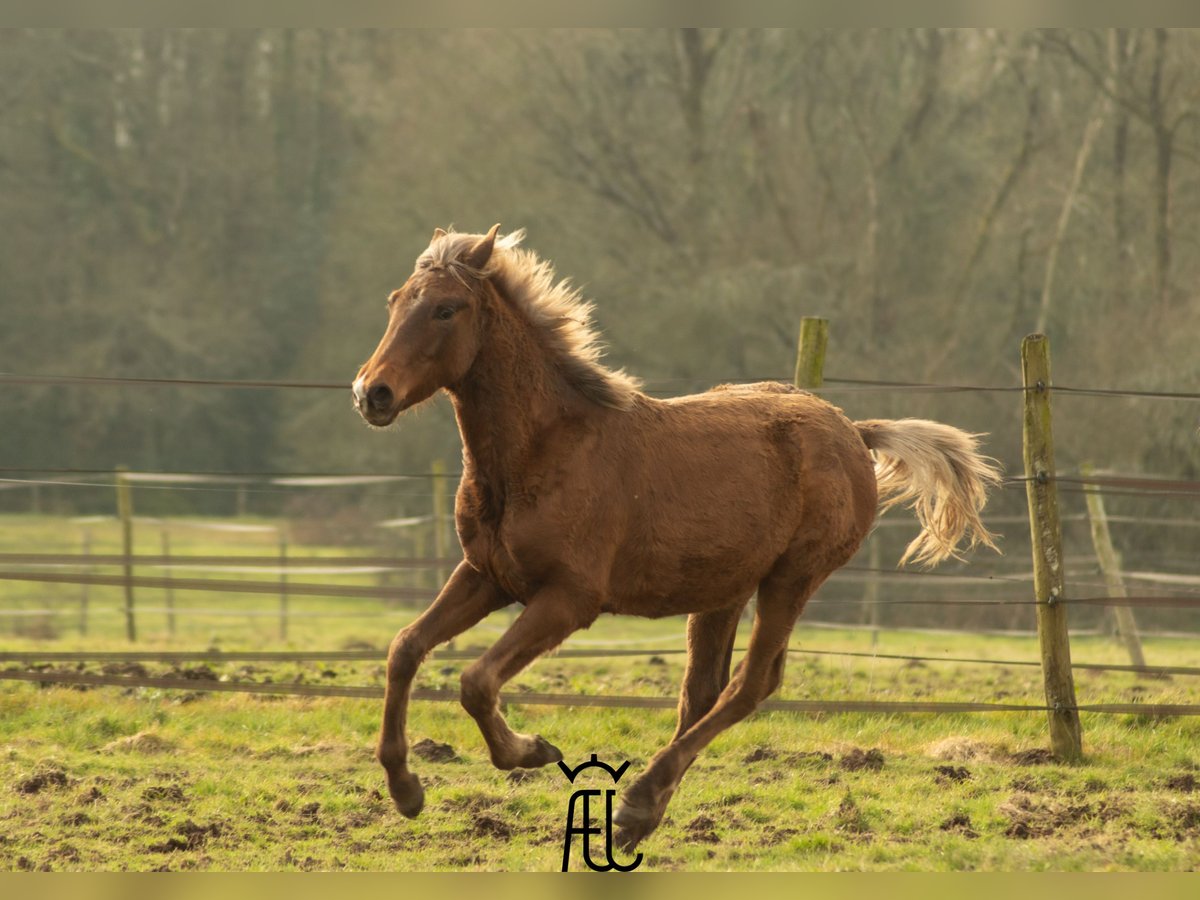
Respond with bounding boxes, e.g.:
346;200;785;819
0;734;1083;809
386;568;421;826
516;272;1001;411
855;419;1002;567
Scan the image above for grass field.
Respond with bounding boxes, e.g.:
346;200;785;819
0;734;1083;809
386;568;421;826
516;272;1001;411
3;515;1200;871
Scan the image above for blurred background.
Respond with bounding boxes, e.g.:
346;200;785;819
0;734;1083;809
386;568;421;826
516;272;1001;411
0;29;1197;640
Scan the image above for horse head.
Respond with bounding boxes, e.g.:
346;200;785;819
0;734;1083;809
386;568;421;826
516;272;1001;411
352;224;500;426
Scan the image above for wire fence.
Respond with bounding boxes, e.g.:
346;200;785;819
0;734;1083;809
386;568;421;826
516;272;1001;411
3;364;1199;727
5;370;1200;400
3;666;1199;718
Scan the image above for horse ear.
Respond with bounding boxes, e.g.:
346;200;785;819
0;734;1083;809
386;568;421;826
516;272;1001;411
464;224;500;271
432;227;447;240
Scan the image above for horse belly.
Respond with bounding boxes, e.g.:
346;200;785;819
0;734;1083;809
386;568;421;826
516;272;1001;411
604;533;781;618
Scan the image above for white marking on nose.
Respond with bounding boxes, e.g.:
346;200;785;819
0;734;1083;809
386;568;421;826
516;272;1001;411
352;377;367;405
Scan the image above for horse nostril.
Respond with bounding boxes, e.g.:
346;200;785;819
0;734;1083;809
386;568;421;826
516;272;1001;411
366;384;394;413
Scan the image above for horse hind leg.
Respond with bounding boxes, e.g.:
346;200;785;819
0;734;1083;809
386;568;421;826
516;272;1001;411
614;570;823;852
673;604;745;742
459;587;597;770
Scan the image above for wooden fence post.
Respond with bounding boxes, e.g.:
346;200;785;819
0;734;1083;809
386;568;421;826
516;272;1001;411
115;467;137;643
278;530;289;641
1081;461;1146;671
1020;334;1082;761
161;529;176;637
794;316;829;390
796;316;883;641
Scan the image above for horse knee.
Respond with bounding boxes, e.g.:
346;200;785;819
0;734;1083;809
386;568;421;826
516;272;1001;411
387;630;423;683
460;665;496;719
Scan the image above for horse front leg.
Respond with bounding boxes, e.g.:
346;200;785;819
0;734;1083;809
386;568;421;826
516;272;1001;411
377;561;507;817
460;588;597;770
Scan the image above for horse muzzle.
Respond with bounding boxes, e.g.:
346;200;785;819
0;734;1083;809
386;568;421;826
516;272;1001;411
352;377;404;426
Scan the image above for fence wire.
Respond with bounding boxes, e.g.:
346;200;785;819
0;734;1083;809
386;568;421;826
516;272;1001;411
4;370;1200;401
4;668;1199;717
5;645;1200;677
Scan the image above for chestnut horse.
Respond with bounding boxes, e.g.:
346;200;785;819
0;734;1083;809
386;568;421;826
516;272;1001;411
352;225;1000;851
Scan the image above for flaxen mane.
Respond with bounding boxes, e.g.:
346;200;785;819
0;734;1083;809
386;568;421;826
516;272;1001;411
419;228;643;410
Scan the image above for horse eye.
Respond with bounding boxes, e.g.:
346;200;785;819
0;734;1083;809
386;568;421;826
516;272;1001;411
435;306;456;321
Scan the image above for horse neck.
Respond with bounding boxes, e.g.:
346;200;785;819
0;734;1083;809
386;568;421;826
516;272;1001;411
447;298;586;490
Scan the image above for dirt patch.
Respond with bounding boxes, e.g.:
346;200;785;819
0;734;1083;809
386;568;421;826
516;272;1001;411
934;765;972;783
77;786;104;804
149;820;223;853
338;810;380;830
101;661;149;678
1000;793;1091;838
1166;773;1197;793
298;802;321;821
744;747;777;764
142;784;186;803
763;825;801;845
926;737;1007;763
412;738;459;763
472;814;513;839
170;664;219;681
684;814;721;843
840;748;885;772
939;812;979;838
1167;802;1200;831
15;767;69;794
102;730;173;754
1011;748;1055;766
1096;797;1131;823
833;793;871;834
61;811;94;827
48;843;82;863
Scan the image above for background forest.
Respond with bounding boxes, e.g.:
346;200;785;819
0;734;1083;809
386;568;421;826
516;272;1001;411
0;29;1197;579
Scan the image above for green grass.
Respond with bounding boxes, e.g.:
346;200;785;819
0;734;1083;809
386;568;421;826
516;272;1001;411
3;514;1200;870
3;636;1200;871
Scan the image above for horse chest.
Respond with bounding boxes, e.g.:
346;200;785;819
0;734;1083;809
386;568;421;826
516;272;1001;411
460;517;531;598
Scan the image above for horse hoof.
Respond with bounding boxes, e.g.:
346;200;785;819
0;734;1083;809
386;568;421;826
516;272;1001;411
386;771;425;818
495;734;563;770
532;735;564;766
612;811;655;853
613;792;663;852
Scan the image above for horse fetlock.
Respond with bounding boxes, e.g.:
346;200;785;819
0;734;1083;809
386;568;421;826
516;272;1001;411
384;768;425;818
